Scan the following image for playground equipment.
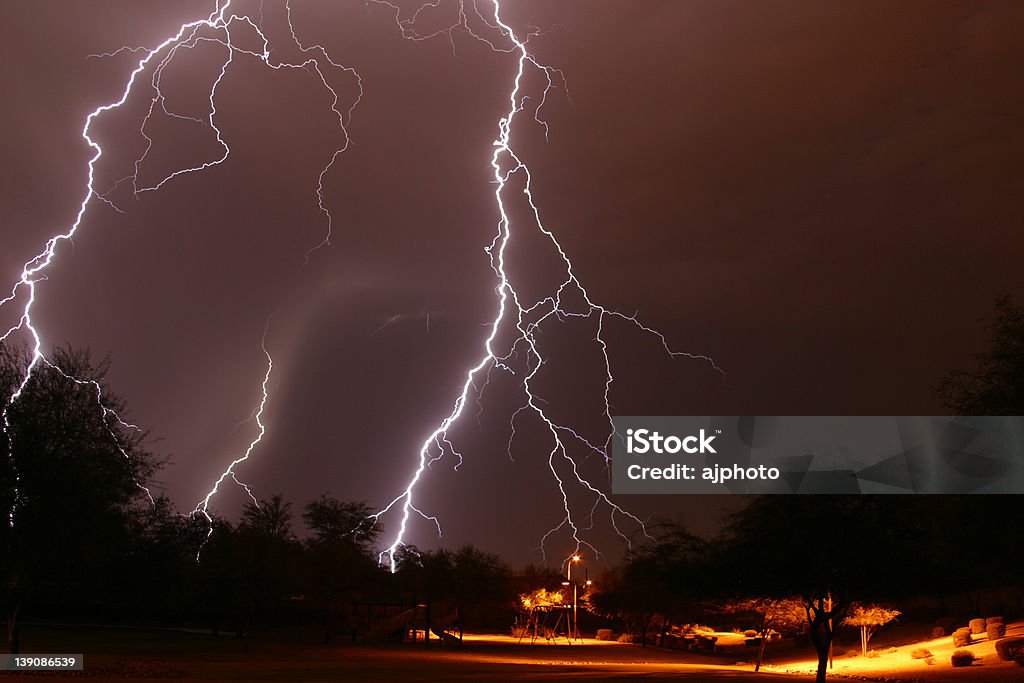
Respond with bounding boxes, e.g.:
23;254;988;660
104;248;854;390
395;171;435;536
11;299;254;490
516;603;574;645
353;600;462;643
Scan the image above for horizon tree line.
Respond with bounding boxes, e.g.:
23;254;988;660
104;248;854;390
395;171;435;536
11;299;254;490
2;295;1023;682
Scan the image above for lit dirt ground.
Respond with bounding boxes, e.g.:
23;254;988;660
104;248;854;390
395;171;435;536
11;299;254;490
762;620;1024;682
3;623;1022;681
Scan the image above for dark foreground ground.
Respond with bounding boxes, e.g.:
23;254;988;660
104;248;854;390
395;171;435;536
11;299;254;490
1;624;808;682
5;622;1022;682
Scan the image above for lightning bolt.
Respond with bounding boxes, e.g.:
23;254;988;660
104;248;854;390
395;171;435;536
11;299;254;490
2;1;722;568
1;1;360;529
370;0;724;571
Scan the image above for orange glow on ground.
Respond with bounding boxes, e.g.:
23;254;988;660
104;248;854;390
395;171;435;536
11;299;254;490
763;620;1024;682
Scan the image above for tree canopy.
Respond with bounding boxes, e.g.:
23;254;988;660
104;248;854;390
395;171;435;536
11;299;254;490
937;294;1024;414
1;345;160;651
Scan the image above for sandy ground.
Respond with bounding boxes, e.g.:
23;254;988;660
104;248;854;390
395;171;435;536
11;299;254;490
2;622;1022;682
762;620;1024;682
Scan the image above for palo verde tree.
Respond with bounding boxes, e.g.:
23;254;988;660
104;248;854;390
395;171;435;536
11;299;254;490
842;603;900;656
0;344;160;653
714;496;913;683
717;597;806;671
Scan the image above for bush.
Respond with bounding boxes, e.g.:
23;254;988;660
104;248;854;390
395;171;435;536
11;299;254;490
951;649;975;667
930;626;945;638
953;628;972;647
995;637;1024;663
987;616;1004;626
695;635;717;650
987;622;1006;640
743;629;758;638
911;648;932;660
969;618;986;634
866;649;880;659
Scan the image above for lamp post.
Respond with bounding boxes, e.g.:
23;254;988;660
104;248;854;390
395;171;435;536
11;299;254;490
567;554;581;641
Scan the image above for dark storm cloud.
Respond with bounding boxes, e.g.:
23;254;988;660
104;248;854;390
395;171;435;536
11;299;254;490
1;1;1021;566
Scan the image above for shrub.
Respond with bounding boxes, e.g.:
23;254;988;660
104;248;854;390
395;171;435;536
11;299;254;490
911;648;932;660
951;649;975;667
969;618;986;634
930;626;945;638
987;622;1006;640
953;628;972;647
987;616;1004;626
866;649;880;659
743;629;758;638
995;637;1024;663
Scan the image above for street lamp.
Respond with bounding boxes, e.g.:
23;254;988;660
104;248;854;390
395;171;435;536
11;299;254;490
567;554;582;640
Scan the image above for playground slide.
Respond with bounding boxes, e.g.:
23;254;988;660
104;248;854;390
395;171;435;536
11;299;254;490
430;611;460;643
370;605;461;643
373;608;418;641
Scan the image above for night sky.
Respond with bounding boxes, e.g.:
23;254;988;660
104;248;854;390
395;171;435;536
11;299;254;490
1;1;1022;567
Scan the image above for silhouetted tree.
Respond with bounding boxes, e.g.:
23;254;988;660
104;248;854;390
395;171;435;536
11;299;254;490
413;545;512;632
937;294;1024;415
0;344;159;653
197;495;302;640
301;496;382;642
124;495;209;622
715;497;914;682
240;493;295;541
589;522;706;646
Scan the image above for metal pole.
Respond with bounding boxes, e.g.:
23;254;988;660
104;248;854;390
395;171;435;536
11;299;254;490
573;581;578;641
